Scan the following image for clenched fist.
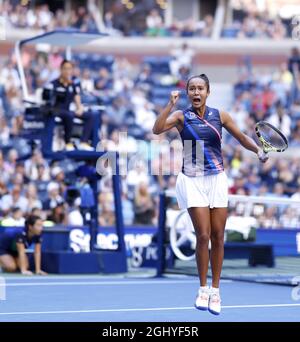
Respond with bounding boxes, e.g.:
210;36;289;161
170;90;180;106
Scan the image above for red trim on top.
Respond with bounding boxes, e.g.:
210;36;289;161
194;114;222;142
203;119;222;142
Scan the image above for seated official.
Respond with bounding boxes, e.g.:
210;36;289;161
43;60;96;151
0;215;47;275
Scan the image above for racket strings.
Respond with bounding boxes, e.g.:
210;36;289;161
258;124;287;149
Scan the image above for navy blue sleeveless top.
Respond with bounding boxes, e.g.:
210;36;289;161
179;106;224;176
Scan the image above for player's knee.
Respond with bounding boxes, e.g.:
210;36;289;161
3;264;17;273
196;232;210;246
211;231;224;246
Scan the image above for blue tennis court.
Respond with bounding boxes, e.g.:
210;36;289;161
0;274;299;322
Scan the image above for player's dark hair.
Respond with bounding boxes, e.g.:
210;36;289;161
60;59;73;68
25;215;41;230
186;74;210;92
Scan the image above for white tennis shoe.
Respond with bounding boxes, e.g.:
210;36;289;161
195;287;210;311
208;291;221;315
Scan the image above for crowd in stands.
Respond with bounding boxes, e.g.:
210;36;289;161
1;0;293;39
0;1;98;33
222;0;290;38
225;46;300;227
104;7;215;37
1;32;300;229
0;0;213;38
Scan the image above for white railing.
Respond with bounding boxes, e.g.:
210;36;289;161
4;29;299;55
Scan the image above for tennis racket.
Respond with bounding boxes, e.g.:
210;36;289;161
255;121;288;153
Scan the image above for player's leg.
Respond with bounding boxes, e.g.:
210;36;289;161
60;110;74;150
208;207;227;315
78;111;95;150
188;206;211;310
0;254;18;272
210;207;227;288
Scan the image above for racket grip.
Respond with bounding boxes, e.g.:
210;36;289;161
258;149;269;162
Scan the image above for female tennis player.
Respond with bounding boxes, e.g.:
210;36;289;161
0;215;47;275
152;74;268;315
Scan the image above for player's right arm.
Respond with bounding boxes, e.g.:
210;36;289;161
152;91;183;134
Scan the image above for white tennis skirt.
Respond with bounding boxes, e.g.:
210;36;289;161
175;171;228;209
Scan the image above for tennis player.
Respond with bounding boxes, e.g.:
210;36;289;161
0;215;47;275
153;74;268;315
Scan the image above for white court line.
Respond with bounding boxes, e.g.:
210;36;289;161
4;280;232;287
0;303;300;316
2;275;126;280
5;280;202;287
2;275;232;282
2;275;231;283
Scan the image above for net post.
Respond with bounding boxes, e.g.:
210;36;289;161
112;152;126;254
156;190;167;277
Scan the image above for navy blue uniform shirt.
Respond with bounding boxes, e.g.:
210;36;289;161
0;230;42;256
43;77;81;111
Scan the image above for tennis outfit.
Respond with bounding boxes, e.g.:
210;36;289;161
0;229;42;257
175;106;228;209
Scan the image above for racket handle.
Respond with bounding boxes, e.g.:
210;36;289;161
258;149;269;162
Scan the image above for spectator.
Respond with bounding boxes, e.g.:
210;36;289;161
1;207;25;227
48;48;64;71
170;43;195;77
127;160;150;188
134;182;155;225
0;185;28;215
268;101;291;138
98;191;115;226
43;182;64;211
36;4;53;29
0;151;10;184
94;67;112;91
146;9;163;36
25;149;48;181
36;163;50;182
67;193;84;226
5;148;19;176
81;69;95;93
25;183;42;212
201;15;214;37
51;166;65;184
0;115;10;146
46;201;67;225
258;207;279;229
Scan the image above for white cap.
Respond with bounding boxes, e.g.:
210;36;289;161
47;181;59;193
51;166;63;178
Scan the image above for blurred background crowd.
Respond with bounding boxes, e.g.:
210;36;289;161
0;0;294;38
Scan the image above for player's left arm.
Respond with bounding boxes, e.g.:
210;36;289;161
221;110;264;157
34;243;47;276
16;242;32;275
